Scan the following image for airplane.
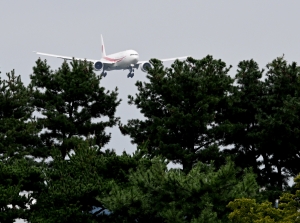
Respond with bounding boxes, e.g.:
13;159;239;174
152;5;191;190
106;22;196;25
33;35;189;78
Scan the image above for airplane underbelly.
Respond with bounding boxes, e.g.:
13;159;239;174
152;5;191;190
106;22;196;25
106;56;136;71
115;58;132;70
116;60;128;69
106;62;124;71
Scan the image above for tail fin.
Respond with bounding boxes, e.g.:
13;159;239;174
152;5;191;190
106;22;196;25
101;34;106;57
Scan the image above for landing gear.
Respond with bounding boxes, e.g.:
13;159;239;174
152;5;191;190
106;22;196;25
127;68;134;78
101;72;107;77
127;72;134;78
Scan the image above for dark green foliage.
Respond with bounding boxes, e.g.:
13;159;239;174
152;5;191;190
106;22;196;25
30;59;121;159
0;70;41;159
0;158;42;222
119;56;234;173
258;56;300;190
223;59;266;185
3;55;300;222
28;139;258;223
30;142;104;223
29;140;151;223
0;70;42;222
102;157;258;223
225;57;300;192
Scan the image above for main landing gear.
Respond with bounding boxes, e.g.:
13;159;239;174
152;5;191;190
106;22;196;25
101;72;107;77
127;72;134;78
127;67;134;78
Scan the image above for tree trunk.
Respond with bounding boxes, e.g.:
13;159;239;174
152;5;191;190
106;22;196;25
262;152;273;187
276;161;283;190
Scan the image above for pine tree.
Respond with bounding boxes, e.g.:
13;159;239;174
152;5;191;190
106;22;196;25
225;57;300;196
102;157;258;222
227;174;300;222
0;70;41;160
119;56;234;173
0;70;42;222
258;56;300;190
0;158;41;223
30;59;121;159
223;60;266;185
29;140;149;223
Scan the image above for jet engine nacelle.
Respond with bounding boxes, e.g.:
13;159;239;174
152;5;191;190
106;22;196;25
140;62;152;73
93;61;103;71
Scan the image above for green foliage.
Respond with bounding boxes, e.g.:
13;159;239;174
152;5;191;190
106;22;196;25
0;70;41;159
220;56;300;193
223;59;265;184
0;158;42;222
258;56;300;189
120;56;234;173
29;140;149;223
102;158;258;222
30;59;121;159
28;138;258;223
30;144;102;223
2;55;300;222
227;174;300;222
0;70;43;222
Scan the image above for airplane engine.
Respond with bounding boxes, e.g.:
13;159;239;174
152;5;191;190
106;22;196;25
140;62;152;73
93;61;103;71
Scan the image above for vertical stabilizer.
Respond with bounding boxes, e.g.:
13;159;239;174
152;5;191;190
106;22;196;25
101;34;106;57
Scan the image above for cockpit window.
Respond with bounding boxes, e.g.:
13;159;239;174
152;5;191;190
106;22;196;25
130;54;138;56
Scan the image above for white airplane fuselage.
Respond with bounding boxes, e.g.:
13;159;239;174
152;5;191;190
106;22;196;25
104;50;139;71
34;34;189;78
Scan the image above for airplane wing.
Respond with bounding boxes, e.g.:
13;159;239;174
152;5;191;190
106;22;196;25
137;56;189;64
33;51;115;64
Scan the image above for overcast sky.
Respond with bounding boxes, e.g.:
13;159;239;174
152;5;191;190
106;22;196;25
1;1;300;222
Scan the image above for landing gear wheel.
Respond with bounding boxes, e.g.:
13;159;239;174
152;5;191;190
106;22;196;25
127;73;134;78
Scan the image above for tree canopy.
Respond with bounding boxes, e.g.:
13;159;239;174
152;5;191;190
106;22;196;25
120;56;234;173
30;59;120;159
0;70;42;222
1;55;300;222
227;174;300;222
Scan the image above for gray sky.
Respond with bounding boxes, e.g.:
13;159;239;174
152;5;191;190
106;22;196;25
1;1;300;222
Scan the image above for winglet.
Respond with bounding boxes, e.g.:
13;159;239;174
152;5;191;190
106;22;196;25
101;34;106;57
